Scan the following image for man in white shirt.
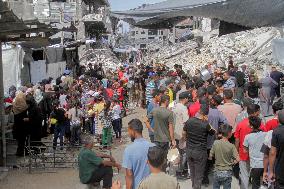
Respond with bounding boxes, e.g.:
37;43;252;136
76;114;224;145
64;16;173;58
172;91;190;179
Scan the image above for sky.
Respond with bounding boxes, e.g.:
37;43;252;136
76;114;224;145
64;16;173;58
109;0;165;11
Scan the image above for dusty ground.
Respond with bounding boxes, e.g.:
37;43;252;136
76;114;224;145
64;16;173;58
1;108;240;189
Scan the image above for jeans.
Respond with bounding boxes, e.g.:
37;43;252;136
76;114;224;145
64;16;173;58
213;170;233;189
87;165;113;188
112;118;122;138
239;161;250;189
70;123;81;145
187;149;208;189
251;168;264;189
53;124;65;148
176;140;188;173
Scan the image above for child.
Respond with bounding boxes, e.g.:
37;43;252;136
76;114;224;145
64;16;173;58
209;124;239;189
243;116;267;189
138;146;179;189
111;100;122;142
98;101;113;148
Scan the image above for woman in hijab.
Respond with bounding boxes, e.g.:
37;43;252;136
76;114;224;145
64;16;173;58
259;71;274;117
34;89;43;105
13;91;29;156
8;85;16;99
27;92;44;145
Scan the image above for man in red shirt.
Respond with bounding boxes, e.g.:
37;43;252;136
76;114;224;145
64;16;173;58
118;69;124;80
264;100;283;131
235;104;266;189
188;87;206;117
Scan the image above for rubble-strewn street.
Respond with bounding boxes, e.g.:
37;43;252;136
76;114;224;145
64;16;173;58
2;0;284;189
1;108;241;189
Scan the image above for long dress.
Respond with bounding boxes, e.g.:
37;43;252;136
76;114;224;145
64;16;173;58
13;110;28;156
259;77;273;117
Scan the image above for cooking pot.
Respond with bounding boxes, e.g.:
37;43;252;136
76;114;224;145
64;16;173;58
201;69;211;81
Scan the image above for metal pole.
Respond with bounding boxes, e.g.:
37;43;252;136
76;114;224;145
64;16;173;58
0;40;6;167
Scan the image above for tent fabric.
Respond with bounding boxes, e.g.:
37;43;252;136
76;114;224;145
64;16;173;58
30;60;47;84
112;0;284;28
46;61;66;81
46;47;65;63
2;46;25;93
30;60;66;84
272;39;284;67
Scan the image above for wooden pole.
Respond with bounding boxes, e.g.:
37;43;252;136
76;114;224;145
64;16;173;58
0;40;6;166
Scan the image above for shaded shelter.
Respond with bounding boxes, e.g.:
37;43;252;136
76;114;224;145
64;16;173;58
112;0;284;32
0;1;56;166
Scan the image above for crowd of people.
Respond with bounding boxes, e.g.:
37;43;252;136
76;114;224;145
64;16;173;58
5;63;132;155
79;60;284;189
3;57;284;189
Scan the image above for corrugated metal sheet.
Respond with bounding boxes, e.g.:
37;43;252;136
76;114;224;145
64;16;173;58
112;0;284;28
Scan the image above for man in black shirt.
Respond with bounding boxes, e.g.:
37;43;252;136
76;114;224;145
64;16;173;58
183;103;215;189
269;110;284;189
245;75;261;104
235;66;246;102
270;66;284;98
51;102;66;150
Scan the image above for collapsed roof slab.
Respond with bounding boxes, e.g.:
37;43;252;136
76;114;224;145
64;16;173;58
112;0;284;29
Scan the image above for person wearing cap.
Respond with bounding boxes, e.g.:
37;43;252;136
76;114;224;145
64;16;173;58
78;135;121;189
172;91;190;179
122;119;154;189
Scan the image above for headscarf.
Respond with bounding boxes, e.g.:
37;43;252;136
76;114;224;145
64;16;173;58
8;85;16;98
13;91;28;115
34;89;43;104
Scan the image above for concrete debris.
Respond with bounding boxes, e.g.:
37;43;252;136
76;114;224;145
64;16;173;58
145;27;281;75
81;47;120;71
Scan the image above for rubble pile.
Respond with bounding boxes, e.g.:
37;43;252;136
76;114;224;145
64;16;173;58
145;27;280;74
81;47;121;71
